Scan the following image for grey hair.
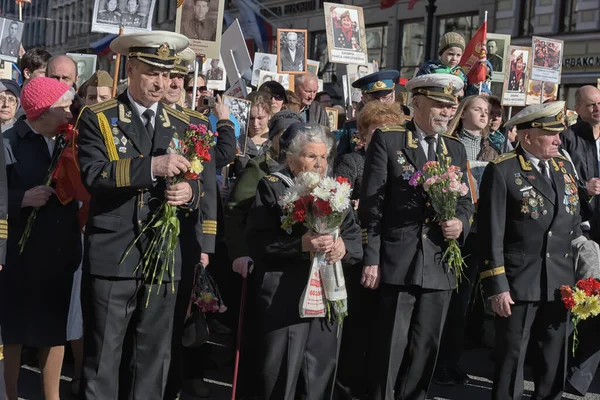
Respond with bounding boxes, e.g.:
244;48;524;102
286;124;334;160
52;87;76;107
294;72;318;88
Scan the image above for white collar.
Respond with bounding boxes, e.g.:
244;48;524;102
522;148;548;168
126;90;159;119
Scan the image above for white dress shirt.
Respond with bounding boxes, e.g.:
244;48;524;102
523;148;550;178
127;90;158;128
414;122;438;158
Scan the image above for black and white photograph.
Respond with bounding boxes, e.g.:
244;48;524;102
257;70;290;90
251;52;278;87
486;33;511;82
277;29;308;74
67;53;98;89
176;0;225;59
202;58;226;91
324;3;367;64
91;0;156;34
326;107;338;131
347;63;373;97
223;96;251;155
0;18;24;63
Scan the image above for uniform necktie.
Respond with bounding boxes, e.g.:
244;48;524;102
424;136;436;161
539;160;550;180
143;109;155;140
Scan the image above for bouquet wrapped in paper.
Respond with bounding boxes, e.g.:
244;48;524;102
121;124;216;305
560;277;600;355
409;155;470;285
191;265;227;313
280;172;352;322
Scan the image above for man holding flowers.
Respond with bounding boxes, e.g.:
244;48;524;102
359;73;474;400
477;101;583;400
77;32;204;400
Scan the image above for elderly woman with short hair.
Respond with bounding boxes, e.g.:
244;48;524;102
247;123;363;399
0;77;82;400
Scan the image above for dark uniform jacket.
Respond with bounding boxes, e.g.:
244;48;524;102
246;169;363;328
0;129;7;265
561;119;600;239
3;118;82;274
77;92;202;281
359;121;474;290
478;146;582;301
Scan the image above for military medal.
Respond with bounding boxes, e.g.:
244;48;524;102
113;137;119;145
119;146;127;154
397;153;406;165
514;173;522;185
112;127;119;135
531;211;539;219
111;117;118;126
121;137;128;146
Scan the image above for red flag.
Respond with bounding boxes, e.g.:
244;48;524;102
380;0;419;10
459;21;488;85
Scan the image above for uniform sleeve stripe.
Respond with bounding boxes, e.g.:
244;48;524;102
97;112;120;162
480;266;505;279
116;158;131;187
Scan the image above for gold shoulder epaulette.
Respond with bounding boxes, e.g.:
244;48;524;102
379;125;405;132
491;151;517;164
266;175;279;182
442;133;461;143
556;153;568;161
88;98;118;114
165;106;190;124
181;108;209;123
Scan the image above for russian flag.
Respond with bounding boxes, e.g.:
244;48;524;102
236;0;274;53
91;34;118;56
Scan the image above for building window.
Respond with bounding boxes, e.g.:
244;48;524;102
438;13;480;50
366;25;388;69
559;0;577;32
400;20;425;80
519;0;535;36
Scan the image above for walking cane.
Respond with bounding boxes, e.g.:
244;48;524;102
231;261;251;400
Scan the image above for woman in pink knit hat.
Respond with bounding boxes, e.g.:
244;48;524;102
0;76;82;400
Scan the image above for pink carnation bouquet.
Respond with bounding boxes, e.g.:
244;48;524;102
409;155;470;285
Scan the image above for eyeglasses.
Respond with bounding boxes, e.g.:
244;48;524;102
0;95;17;105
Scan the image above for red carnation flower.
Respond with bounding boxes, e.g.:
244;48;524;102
336;176;350;185
313;198;333;217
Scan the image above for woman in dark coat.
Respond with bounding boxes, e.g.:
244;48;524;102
0;78;82;400
247;123;363;399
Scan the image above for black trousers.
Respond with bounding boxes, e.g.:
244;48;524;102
369;285;452;400
493;301;567;400
437;234;480;366
567;316;600;395
81;275;178;400
0;325;5;397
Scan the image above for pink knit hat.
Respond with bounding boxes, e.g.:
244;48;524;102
21;77;71;120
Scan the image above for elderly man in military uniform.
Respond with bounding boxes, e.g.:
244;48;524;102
97;0;121;24
359;74;474;400
337;70;399;155
0;21;20;58
183;0;217;41
120;0;147;28
478;101;583;400
77;31;200;400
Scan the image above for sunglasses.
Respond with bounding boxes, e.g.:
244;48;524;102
186;85;208;93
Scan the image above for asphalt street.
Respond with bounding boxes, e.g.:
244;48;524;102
14;335;600;400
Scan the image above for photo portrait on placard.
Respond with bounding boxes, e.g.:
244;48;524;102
347;63;373;97
531;36;563;84
277;29;307;74
92;0;156;34
202;58;226;91
501;46;532;107
0;18;24;63
307;59;320;75
176;0;225;59
223;96;251;155
326;107;338;130
258;70;290;90
526;80;558;105
251;52;278;86
67;53;98;89
486;33;511;82
324;2;367;65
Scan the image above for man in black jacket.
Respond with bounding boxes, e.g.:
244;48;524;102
560;86;600;395
294;72;329;128
479;101;581;400
360;74;473;400
77;32;199;400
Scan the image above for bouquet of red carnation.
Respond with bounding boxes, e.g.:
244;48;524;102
409;154;470;286
280;172;353;322
122;123;217;306
560;277;600;354
19;124;79;253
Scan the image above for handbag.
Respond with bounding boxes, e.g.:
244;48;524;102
182;266;210;348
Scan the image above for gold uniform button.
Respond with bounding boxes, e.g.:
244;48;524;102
422;234;427;239
138;220;143;225
546;253;550;258
548;231;552;236
565;254;569;258
425;218;430;223
569;230;573;235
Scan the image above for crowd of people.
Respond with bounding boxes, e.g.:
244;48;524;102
0;25;599;400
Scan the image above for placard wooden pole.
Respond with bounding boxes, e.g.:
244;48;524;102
540;81;545;104
111;26;124;98
18;2;23;21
